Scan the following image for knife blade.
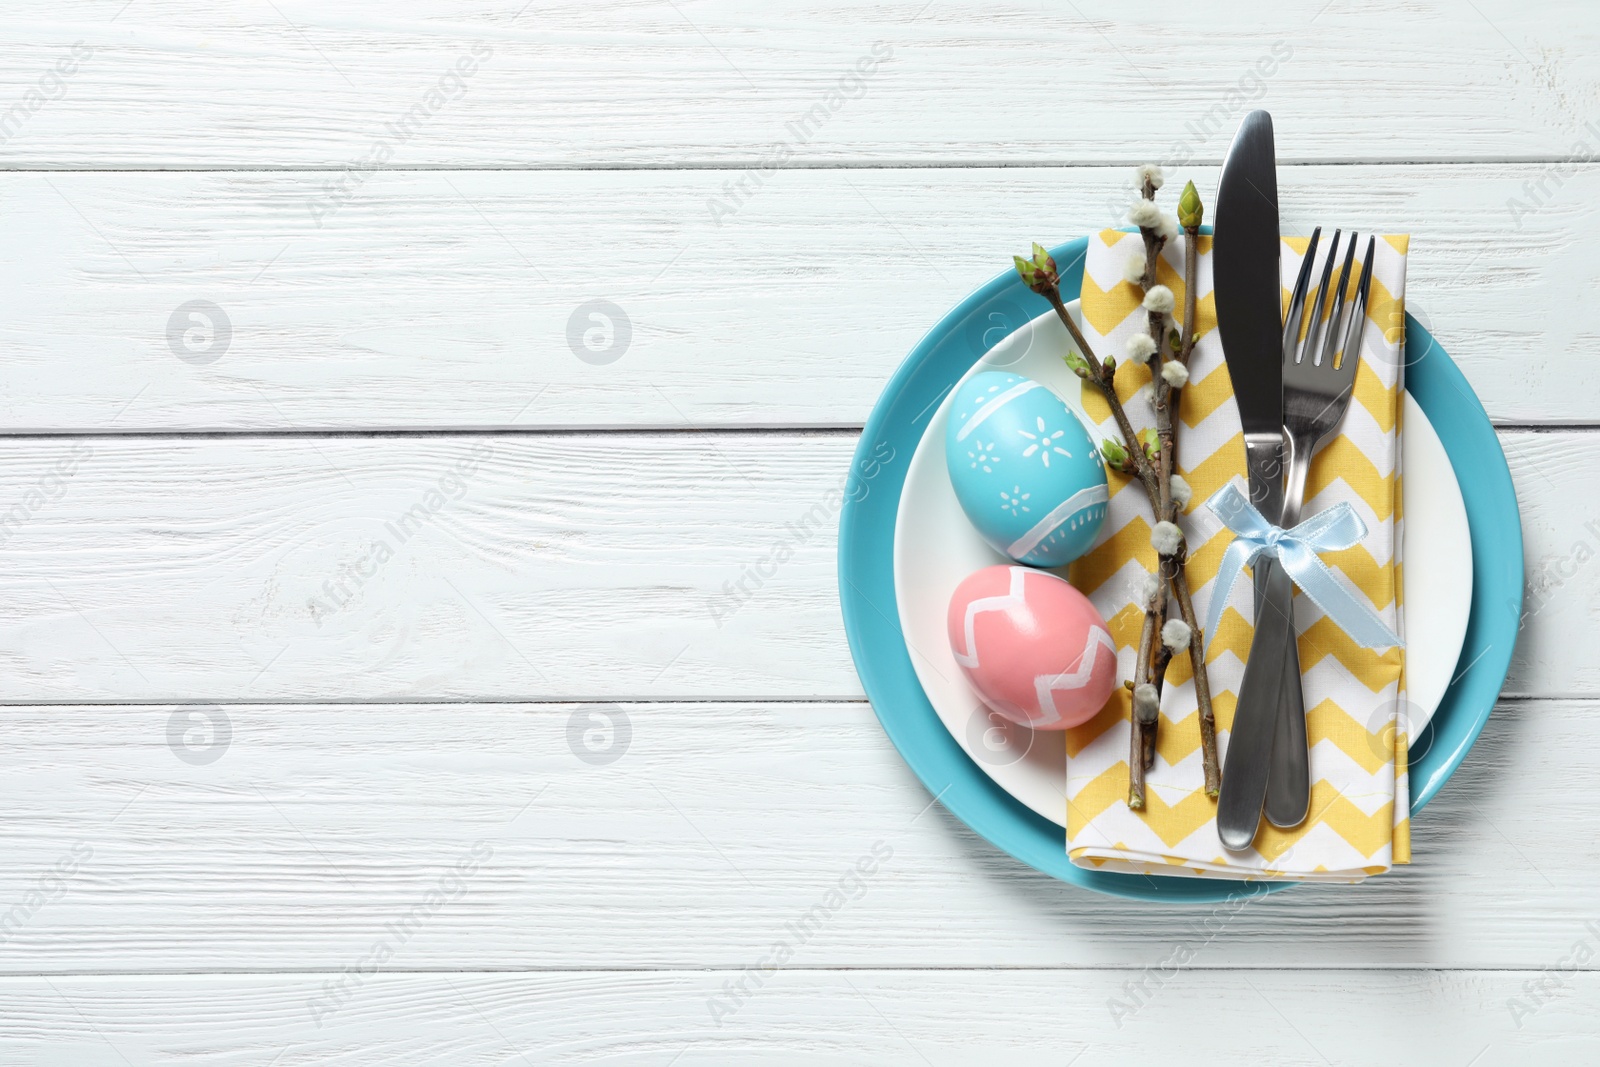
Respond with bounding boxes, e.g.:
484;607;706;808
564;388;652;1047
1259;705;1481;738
1211;109;1306;851
1212;110;1282;446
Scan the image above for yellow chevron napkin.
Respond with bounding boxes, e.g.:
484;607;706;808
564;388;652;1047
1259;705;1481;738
1064;229;1410;882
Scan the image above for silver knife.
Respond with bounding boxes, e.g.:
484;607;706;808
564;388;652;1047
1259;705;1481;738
1211;109;1306;851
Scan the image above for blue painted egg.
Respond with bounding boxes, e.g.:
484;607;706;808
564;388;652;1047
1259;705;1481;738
944;371;1108;567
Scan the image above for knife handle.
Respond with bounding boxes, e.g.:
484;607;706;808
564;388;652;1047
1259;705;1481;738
1265;610;1310;828
1217;559;1295;852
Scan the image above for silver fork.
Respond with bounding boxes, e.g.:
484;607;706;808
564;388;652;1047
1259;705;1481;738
1262;228;1377;828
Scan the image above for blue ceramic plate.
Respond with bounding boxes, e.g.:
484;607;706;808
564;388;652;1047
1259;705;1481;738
838;237;1523;903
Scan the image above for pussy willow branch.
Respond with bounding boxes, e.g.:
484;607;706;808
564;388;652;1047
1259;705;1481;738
1172;214;1219;797
1135;197;1221;799
1135;181;1173;790
1035;282;1160;808
1022;190;1221;804
1131;195;1221;800
1131;611;1157;771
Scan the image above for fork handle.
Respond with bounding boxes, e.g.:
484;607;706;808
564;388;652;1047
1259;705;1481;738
1263;428;1319;829
1264;616;1310;827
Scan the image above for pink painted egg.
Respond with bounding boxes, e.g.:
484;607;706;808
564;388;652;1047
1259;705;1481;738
947;564;1118;730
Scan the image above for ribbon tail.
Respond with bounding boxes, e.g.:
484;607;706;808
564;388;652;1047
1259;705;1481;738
1279;544;1405;650
1202;538;1259;651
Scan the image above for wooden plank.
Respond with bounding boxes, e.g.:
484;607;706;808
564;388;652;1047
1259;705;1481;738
0;429;1577;700
0;697;1590;973
0;433;853;702
1;968;1595;1064
1;164;1594;431
1506;431;1600;695
0;2;1595;168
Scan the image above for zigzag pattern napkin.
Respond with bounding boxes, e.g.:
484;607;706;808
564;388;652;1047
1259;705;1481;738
1064;229;1411;881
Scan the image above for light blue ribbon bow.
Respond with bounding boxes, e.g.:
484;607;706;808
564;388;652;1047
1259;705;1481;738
1201;482;1404;651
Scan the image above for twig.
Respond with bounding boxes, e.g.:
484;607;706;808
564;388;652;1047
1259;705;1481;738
1036;286;1160;501
1129;178;1222;799
1169;554;1220;797
1129;611;1157;809
1173;179;1220;797
1134;180;1173;791
1178;192;1199;368
1018;243;1162;806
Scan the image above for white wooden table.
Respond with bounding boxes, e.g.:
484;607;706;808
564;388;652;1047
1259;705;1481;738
0;2;1594;1062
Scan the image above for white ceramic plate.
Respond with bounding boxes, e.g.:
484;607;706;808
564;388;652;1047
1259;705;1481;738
892;303;1472;828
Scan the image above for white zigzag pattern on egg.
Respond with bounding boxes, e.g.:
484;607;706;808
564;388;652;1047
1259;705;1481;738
1032;627;1118;726
952;567;1116;727
951;566;1027;670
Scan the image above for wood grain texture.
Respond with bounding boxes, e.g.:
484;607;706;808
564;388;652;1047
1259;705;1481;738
0;433;849;702
0;1;1594;1051
0;968;1594;1065
0;1;1595;168
0;698;1590;974
0;430;1577;701
2;164;1596;431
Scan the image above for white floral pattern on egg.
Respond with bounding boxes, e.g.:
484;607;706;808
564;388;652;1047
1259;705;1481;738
944;371;1108;567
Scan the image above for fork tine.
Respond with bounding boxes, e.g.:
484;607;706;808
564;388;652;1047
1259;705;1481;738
1318;232;1360;369
1334;236;1377;372
1298;229;1341;366
1281;226;1322;365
